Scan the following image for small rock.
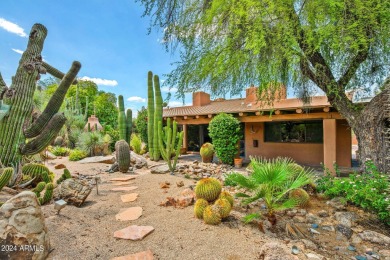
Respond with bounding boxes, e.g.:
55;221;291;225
359;230;390;245
309;228;321;234
306;213;322;224
150;165;170;174
54;163;66;169
113;225;154;240
351;234;363;244
326;197;347;210
160;182;170;189
305;253;325;260
336;224;353;239
348;245;357;251
115;207;143;221
112;250;154;260
259;242;299;260
291;245;300;255
318;210;329;218
335;212;358;228
301;239;318;250
292;216;306;223
176;181;184;187
120;193;138;203
311;224;319;229
321;225;335;232
355;256;368;260
111;186;138;192
287;209;298;217
379;250;390;258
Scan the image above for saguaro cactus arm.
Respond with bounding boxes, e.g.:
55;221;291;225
24;61;81;138
42;61;78;84
20;113;66;155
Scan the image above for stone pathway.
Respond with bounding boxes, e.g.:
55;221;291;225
109;175;154;260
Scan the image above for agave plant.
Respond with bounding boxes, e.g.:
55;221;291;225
227;157;313;225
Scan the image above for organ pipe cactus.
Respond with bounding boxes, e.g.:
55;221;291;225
147;71;155;158
157;118;183;175
0;24;81;180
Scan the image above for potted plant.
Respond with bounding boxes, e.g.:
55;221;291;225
200;142;214;163
234;157;243;168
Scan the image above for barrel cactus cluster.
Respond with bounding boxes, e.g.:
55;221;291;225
147;71;163;161
194;178;234;225
0;23;80;184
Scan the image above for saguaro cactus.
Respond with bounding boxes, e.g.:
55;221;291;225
158;118;183;174
126;108;132;143
147;71;155;158
118;95;127;140
115;140;130;173
153;74;163;161
0;24;81;173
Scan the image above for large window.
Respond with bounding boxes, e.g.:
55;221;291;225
264;120;323;143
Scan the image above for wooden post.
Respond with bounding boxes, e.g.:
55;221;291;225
323;119;337;175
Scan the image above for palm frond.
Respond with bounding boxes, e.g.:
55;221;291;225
242;212;262;224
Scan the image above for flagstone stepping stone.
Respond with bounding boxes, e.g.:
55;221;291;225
121;193;138;202
114;225;154;240
116;207;143;221
109;176;137;182
111;186;138;192
111;250;154;260
113;182;134;186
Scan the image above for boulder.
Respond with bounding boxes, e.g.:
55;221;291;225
150;165;170;174
53;179;92;207
54;164;66;169
358;230;390;245
78;156;115;164
0;191;50;260
130;151;148;169
334;212;358;228
326;197;346;211
259;242;299;260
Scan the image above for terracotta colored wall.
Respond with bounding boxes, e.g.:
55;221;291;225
336;120;352;167
193;92;211;106
244;122;324;165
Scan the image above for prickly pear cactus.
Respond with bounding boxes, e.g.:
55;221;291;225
115;140;130;173
0;23;81;180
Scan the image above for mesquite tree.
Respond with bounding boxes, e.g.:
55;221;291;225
139;0;390;172
0;23;81;180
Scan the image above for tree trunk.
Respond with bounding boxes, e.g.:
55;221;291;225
352;86;390;173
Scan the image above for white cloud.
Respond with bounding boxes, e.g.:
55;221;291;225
161;86;178;93
0;18;27;37
79;76;118;86
11;48;23;54
168;101;184;107
127;96;146;103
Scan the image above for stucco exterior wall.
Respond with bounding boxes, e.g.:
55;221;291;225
244;122;323;165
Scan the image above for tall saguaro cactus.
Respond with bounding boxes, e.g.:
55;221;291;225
147;71;155;158
118;95;127;140
0;24;81;171
147;71;163;161
126;108;132;142
158;118;183;175
153;74;163;161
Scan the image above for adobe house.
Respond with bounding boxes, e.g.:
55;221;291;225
162;86;352;171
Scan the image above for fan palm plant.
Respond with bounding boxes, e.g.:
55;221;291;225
228;157;313;225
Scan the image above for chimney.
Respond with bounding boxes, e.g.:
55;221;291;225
193;91;211;106
245;85;258;103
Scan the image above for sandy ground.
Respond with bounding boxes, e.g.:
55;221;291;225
38;156;390;260
42;157;272;260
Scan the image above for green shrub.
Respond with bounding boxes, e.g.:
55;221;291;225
316;160;390;225
69;149;88;161
229;157;313;225
208;113;242;165
49;146;70;156
76;132;104;156
102;125;120;151
130;134;142;154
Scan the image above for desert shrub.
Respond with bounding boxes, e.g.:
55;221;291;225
130;134;142;154
102;125;120;151
135;106;148;148
316;160;390;225
77;131;104;156
49;146;70;156
208;113;242;165
69;149;88;161
228;157;313;225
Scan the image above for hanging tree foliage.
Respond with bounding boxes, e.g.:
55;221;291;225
139;0;390;172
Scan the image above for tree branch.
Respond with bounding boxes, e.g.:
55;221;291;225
337;49;369;89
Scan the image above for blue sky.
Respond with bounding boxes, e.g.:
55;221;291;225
0;0;192;116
